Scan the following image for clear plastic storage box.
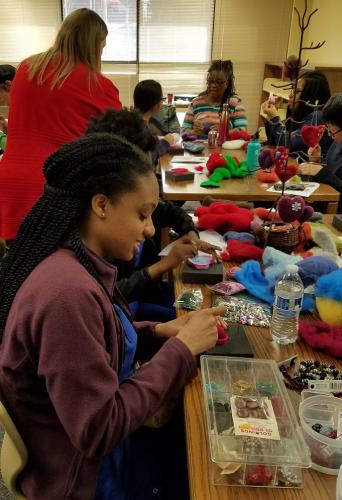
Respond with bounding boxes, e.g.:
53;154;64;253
201;356;311;488
299;394;342;475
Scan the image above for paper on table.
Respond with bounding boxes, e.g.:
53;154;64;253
170;156;208;164
267;182;320;197
159;229;225;256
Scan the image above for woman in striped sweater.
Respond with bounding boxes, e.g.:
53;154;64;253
181;60;247;137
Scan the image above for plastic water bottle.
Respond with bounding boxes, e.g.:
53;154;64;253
246;132;261;172
271;264;304;344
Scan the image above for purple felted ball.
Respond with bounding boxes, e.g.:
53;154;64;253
258;149;275;169
203;124;211;135
277;195;305;222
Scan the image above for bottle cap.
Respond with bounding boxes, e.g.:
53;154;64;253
286;264;299;273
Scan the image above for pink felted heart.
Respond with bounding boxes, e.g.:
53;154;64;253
298;204;314;223
277;195;305;222
301;125;325;148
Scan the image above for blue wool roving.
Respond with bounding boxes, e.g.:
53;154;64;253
316;268;342;301
223;231;256;244
235;259;315;310
263;246;302;285
235;260;275;304
297;256;338;288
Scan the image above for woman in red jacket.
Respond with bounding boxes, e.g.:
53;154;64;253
0;8;121;241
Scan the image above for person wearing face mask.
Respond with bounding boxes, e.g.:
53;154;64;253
299;94;342;211
261;70;332;156
0;64;16;152
0;8;121;243
181;59;247;137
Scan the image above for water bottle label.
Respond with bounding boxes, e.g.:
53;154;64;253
274;295;303;311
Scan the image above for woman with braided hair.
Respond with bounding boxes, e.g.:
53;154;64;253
0;8;121;242
0;133;224;499
181;59;247;136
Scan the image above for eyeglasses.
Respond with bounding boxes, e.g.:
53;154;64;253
325;125;342;138
207;77;227;86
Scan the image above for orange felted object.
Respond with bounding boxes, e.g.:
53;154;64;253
257;168;279;183
251;207;282;222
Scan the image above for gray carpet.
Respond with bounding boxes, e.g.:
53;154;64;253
0;426;15;499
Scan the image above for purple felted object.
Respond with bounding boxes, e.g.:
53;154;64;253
258;149;275;169
203;124;212;135
223;231;256;244
298;205;314;223
277;196;305;222
181;132;197;142
297;256;338;287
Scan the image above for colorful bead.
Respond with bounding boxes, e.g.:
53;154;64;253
312;423;322;433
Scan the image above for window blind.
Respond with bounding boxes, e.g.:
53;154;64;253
62;0;137;62
139;0;215;64
0;0;60;62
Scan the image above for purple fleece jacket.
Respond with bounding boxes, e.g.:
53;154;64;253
0;244;196;499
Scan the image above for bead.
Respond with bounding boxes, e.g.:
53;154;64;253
256;383;276;396
312;423;322;433
320;425;333;437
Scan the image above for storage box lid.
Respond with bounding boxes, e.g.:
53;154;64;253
201;356;311;468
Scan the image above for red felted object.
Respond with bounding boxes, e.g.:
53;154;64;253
257;168;279;183
195;202;253;232
198;212;252;232
206;152;227;173
226;240;264;262
299;320;342;357
169;167;189;174
228;130;251;141
274;147;298;182
194;165;204;172
220;250;231;261
217;325;229;345
301;125;325;148
209;201;242;214
275;162;298;183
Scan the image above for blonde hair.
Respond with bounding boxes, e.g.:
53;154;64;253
25;8;108;89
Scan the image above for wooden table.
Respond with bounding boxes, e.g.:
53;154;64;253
175;215;341;499
161;148;340;213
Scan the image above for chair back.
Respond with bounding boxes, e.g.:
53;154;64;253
0;401;27;499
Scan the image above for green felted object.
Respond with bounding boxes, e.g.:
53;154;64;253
201;167;231;188
221;154;249;178
235;160;249;178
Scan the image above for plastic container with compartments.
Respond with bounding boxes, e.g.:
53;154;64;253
201;356;311;488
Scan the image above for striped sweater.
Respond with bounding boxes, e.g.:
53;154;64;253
182;94;247;134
